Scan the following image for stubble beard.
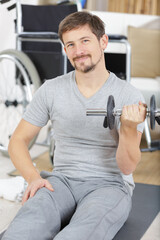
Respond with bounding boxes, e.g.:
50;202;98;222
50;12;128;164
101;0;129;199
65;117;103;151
73;51;103;73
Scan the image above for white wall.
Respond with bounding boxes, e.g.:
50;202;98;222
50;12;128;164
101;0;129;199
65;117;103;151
92;11;159;53
0;2;16;52
0;0;39;52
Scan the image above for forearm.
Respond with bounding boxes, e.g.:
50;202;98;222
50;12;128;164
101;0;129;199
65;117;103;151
8;136;41;183
116;126;141;175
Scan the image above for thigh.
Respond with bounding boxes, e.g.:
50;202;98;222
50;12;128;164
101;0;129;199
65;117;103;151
54;185;132;240
2;172;76;240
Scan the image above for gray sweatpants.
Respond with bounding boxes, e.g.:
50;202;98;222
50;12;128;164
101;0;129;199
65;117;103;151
2;171;132;240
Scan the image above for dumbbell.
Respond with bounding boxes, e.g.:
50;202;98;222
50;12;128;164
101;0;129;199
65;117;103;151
86;95;160;130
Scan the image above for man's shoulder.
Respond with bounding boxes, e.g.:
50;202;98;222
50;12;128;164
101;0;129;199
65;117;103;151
109;72;145;105
111;72;143;96
109;72;126;89
44;71;74;89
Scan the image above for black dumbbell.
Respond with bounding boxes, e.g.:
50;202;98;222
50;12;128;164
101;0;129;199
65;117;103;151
86;95;160;130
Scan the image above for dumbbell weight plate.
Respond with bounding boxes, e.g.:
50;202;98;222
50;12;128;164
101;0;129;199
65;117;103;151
150;95;156;130
103;115;108;128
103;95;115;130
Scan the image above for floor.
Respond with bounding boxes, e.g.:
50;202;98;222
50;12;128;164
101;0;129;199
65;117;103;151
0;137;159;239
0;127;49;233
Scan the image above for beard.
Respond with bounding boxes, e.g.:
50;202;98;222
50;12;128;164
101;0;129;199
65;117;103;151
72;51;103;73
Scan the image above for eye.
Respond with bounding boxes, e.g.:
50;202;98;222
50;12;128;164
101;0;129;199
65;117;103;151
83;39;89;44
66;43;74;49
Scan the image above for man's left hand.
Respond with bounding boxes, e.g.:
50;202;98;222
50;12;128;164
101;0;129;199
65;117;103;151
120;102;147;129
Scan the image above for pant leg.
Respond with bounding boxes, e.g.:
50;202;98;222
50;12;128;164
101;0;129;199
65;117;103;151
54;185;132;240
2;172;76;240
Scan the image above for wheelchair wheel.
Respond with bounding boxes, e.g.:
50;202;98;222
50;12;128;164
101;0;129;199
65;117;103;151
1;49;41;89
0;50;41;154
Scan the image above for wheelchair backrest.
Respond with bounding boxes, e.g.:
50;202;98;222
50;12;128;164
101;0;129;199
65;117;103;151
16;0;81;34
15;0;80;81
21;4;78;32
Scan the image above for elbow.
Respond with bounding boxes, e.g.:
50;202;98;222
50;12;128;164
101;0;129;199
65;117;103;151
120;167;135;175
118;154;141;175
8;135;15;157
8;134;27;156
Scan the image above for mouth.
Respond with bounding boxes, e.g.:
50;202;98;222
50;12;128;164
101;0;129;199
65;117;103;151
73;55;90;63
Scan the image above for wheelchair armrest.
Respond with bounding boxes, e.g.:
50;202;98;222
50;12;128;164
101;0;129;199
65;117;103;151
18;32;59;40
108;35;127;40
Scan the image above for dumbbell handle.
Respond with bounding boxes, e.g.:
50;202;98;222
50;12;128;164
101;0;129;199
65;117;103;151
86;108;160;117
86;109;121;116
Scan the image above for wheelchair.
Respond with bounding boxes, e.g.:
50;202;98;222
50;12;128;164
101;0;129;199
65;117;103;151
0;0;81;159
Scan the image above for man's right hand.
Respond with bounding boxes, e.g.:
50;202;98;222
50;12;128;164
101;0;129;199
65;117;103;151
22;177;54;205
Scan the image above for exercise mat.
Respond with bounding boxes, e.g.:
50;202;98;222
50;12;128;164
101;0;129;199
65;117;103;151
113;183;160;239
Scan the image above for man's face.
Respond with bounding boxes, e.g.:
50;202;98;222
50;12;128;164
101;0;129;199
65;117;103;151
63;24;107;73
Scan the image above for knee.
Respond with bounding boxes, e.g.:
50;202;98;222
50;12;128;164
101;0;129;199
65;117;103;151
20;187;61;225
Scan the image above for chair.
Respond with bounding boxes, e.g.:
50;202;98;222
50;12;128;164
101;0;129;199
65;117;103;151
16;0;81;83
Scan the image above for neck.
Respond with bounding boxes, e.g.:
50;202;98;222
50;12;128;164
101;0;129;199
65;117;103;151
75;63;110;98
75;61;109;87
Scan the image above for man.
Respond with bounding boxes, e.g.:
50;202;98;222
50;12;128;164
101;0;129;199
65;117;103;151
2;11;146;240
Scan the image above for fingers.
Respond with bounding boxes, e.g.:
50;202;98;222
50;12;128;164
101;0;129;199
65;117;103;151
22;188;30;204
44;180;54;192
138;102;147;121
22;179;54;205
122;104;139;118
121;102;146;128
29;184;40;198
139;101;147;108
122;102;146;117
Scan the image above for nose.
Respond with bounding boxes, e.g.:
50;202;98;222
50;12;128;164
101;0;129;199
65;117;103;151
74;42;85;56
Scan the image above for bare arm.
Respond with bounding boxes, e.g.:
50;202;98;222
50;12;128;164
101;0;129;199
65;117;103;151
8;119;54;203
116;102;146;175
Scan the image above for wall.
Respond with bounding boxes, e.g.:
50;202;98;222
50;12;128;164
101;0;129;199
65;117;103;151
92;11;159;53
0;0;39;52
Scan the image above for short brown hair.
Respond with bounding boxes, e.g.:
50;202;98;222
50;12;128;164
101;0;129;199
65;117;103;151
58;11;105;43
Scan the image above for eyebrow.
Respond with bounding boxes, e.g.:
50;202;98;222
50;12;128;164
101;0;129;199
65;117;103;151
64;36;91;46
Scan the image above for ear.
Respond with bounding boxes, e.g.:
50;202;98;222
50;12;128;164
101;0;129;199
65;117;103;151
63;47;70;61
64;47;69;58
100;34;108;50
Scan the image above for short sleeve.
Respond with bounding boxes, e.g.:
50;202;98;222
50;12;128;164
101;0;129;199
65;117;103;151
23;82;49;127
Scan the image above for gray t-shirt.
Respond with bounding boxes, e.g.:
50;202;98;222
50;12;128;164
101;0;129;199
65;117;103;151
23;71;145;193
